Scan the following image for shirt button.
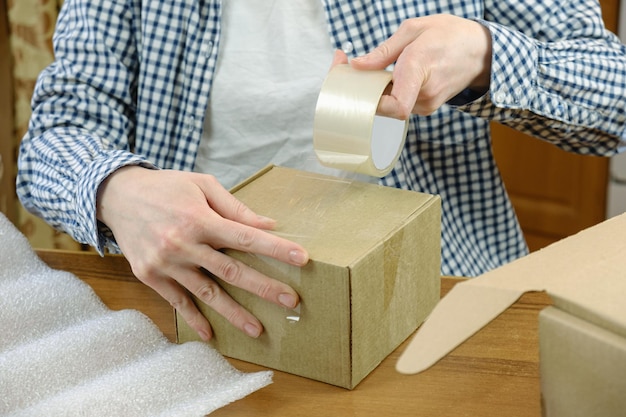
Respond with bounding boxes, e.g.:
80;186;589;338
494;91;507;104
202;41;214;59
187;115;196;133
342;41;354;54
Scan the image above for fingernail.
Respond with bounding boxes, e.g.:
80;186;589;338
289;249;308;265
244;323;261;338
198;330;211;342
258;215;276;226
278;293;298;309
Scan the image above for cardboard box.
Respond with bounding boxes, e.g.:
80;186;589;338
396;211;626;372
176;165;441;389
539;306;626;417
394;212;626;414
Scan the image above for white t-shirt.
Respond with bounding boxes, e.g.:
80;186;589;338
195;0;344;188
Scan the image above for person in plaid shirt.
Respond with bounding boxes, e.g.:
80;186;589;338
17;1;626;340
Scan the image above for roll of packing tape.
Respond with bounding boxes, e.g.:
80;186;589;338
313;64;409;177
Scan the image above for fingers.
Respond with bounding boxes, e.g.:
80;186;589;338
347;15;493;118
206;216;308;266
350;21;427;119
351;24;416;70
383;47;428;118
140;272;216;341
195;247;300;309
374;51;427;120
330;49;349;68
140;266;263;340
182;177;307;337
174;222;305;340
201;175;277;230
141;248;300;341
199;176;309;267
177;266;266;339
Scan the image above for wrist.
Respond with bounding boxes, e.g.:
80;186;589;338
96;165;149;224
469;21;493;92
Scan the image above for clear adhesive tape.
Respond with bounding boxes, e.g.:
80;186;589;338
313;64;409;177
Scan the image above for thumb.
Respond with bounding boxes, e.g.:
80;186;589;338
330;49;349;68
351;42;397;70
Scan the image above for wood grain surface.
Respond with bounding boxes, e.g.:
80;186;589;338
38;249;551;417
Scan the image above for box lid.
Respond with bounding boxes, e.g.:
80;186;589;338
395;211;626;374
231;166;437;267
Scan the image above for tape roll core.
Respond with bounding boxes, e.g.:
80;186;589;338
313;64;409;177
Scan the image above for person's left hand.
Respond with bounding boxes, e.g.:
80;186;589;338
332;14;492;119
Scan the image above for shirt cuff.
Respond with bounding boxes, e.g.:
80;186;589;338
72;151;157;255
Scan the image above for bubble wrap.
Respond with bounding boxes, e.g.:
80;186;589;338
0;214;272;416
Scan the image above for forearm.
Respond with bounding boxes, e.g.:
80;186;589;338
459;3;626;154
15;0;155;251
17;127;152;253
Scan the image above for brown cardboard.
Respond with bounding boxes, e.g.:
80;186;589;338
176;166;442;389
539;306;626;417
396;211;626;375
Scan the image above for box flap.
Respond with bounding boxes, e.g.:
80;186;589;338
396;212;626;375
231;166;436;267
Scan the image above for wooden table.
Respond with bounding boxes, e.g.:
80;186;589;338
38;249;550;417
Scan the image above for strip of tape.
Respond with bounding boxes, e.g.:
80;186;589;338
313;64;409;177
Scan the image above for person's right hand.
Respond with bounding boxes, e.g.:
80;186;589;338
96;166;309;341
331;14;492;119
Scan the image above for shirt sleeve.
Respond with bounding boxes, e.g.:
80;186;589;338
456;0;626;155
16;0;155;254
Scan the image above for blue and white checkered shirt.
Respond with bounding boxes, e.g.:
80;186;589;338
17;0;626;276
